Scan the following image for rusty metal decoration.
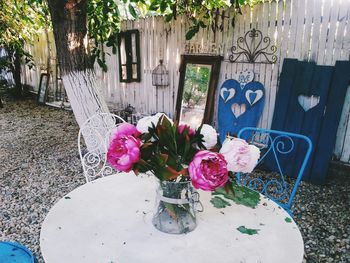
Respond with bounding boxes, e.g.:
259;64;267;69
152;60;169;87
229;28;277;64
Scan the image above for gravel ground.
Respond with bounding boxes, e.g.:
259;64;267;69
1;97;349;263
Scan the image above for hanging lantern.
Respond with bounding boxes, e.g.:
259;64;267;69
152;60;169;87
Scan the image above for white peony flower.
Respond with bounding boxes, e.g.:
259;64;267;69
136;116;157;133
200;124;218;149
136;113;173;133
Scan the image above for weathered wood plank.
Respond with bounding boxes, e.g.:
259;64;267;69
311;61;350;183
22;1;350;165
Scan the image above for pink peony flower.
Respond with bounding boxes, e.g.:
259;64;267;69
110;123;140;140
107;133;141;172
189;150;229;191
178;123;195;135
220;137;260;173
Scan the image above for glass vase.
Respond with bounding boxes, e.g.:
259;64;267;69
152;180;199;234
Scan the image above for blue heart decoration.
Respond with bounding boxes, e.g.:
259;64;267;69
249;92;257;104
218;79;265;142
222;89;230;101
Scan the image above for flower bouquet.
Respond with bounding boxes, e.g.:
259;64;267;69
107;113;260;234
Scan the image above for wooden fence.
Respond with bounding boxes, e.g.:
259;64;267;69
22;0;350;163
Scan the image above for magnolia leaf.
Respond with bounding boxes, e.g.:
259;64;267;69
285;217;292;223
154;165;179;181
157;118;177;154
237;226;259;235
210;196;231;209
164;203;177;220
213;182;260;208
159;153;169;165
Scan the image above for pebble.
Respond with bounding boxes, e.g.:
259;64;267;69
0;98;84;262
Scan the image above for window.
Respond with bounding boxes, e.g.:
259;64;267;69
118;30;141;82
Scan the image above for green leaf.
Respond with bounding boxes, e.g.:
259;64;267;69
210;196;231;209
164;203;177;220
97;58;104;67
185;28;198;40
212;182;260;208
285;217;292;223
128;4;138;18
157;116;177;154
160;0;167;13
112;45;117;54
102;63;108;72
165;14;173;22
237;225;260;235
198;21;206;28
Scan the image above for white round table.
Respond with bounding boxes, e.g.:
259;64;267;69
40;173;304;263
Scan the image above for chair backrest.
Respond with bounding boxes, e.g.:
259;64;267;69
236;127;312;215
78;113;126;183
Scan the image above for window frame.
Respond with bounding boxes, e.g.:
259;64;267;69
118;29;141;83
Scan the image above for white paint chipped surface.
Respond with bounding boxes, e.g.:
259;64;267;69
40;174;304;263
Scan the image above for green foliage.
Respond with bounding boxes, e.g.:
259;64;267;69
0;0;46;47
183;64;210;108
1;0;265;74
87;0;121;72
133;115;205;181
212;181;261;208
236;225;260;235
0;0;46;94
285;217;292;223
210;196;232;208
135;0;267;40
87;0;265;69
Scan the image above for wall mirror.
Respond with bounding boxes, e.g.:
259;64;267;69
175;55;222;127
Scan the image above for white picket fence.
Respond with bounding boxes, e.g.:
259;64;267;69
21;0;350;163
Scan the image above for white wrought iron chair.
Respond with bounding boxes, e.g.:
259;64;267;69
78;113;126;183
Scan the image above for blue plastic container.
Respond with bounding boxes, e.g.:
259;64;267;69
0;241;37;263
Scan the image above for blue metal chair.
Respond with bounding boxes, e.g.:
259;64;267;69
236;127;313;215
0;241;37;263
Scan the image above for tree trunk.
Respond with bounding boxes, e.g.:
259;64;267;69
13;51;22;98
47;0;109;130
7;47;22;98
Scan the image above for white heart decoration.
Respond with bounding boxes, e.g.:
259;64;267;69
220;88;236;103
234;70;254;89
245;90;264;105
298;95;320;111
231;103;246;118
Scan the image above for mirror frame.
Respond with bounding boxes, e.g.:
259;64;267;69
175;54;223;124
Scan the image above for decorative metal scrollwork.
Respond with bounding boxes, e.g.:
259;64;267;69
239;133;292;202
78;113;126;183
229;28;277;64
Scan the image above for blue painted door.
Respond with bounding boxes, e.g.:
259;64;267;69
269;59;350;184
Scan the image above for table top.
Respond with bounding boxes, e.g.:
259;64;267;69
40;173;304;263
